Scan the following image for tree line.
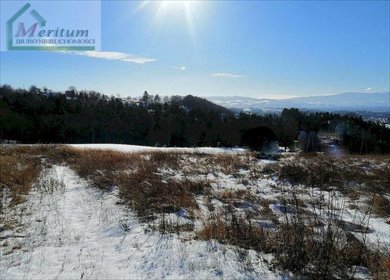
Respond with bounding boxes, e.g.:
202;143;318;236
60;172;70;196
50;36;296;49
1;85;389;153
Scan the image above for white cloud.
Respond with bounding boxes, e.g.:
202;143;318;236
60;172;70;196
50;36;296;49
174;66;186;71
211;72;243;78
365;87;374;91
61;51;156;64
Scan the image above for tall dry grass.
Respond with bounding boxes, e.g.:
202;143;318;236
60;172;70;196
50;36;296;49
278;155;390;193
197;194;388;280
53;148;210;219
2;145;388;278
0;147;41;206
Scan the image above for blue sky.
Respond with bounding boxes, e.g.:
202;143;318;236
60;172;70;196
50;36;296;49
0;0;389;98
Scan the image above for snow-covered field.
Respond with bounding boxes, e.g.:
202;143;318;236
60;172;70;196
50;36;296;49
0;165;279;279
69;144;247;155
1;144;389;279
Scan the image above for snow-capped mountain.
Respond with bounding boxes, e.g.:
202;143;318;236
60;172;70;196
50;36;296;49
206;92;390;112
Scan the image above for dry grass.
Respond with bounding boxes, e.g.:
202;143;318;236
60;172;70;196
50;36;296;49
197;212;274;253
2;145;389;279
0;148;41;206
278;155;390;194
371;194;390;217
116;173;206;219
346;190;361;201
217;189;259;204
259;198;278;221
53;148;210;220
271;223;371;279
65;149;142;189
180;153;253;177
261;162;279;175
208;154;249;174
372;255;390;280
197;192;390;280
147;151;182;170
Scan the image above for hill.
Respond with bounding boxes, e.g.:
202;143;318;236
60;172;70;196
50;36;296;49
1;85;390;153
181;95;233;116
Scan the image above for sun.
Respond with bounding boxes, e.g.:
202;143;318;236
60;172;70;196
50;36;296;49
136;1;203;40
158;0;199;11
136;1;201;18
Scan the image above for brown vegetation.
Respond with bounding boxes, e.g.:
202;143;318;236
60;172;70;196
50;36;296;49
0;147;41;206
52;148;210;219
197;198;389;280
371;194;390;217
278;155;390;194
1;145;389;279
197;212;274;253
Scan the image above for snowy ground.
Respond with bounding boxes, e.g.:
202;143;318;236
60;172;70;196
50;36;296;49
0;165;279;279
1;145;389;279
69;144;247;155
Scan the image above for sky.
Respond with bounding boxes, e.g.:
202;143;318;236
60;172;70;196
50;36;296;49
0;0;389;98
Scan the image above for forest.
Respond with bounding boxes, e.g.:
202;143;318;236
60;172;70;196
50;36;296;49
1;84;389;153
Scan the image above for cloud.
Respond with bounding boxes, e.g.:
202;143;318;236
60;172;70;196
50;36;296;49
365;87;374;91
174;66;186;71
61;51;156;64
211;72;243;78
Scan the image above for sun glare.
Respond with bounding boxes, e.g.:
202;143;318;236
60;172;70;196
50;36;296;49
136;1;202;41
159;0;198;11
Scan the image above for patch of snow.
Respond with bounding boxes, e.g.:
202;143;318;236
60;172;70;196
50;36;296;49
69;144;247;155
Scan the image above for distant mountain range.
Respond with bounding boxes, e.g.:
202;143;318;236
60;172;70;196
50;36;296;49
206;92;390;113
